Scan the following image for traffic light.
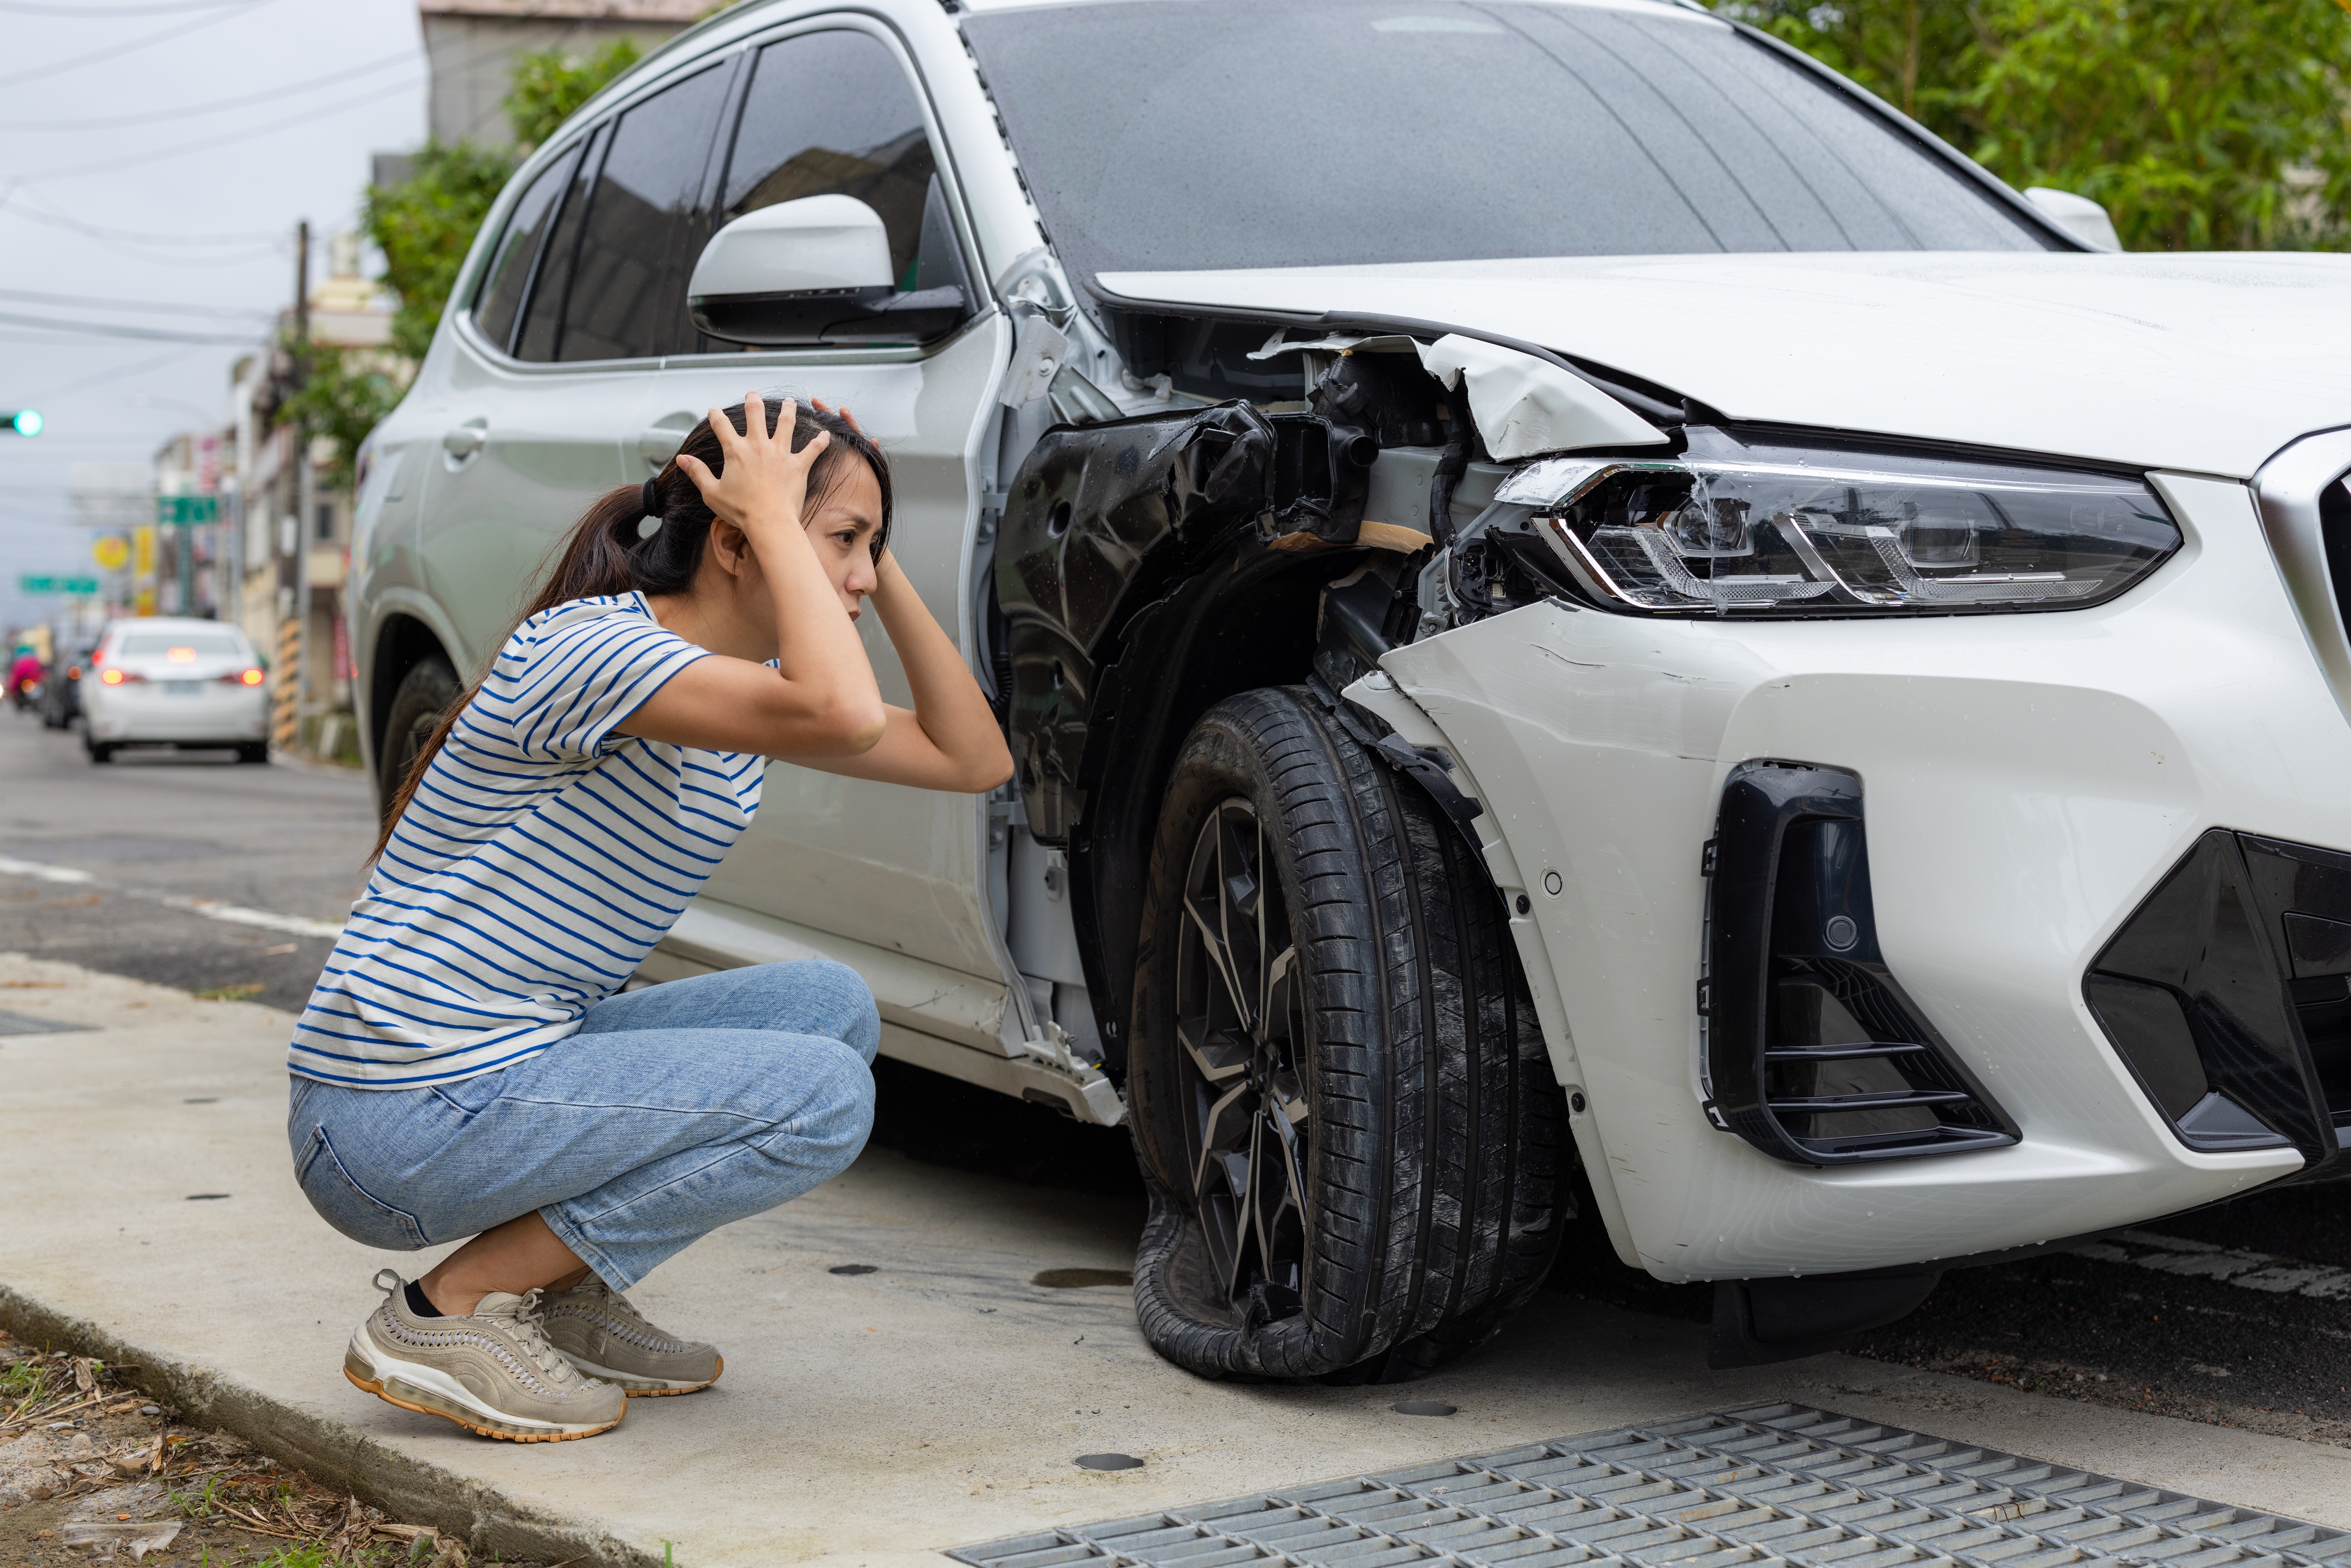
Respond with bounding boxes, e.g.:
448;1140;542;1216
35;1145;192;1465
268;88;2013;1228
3;410;41;437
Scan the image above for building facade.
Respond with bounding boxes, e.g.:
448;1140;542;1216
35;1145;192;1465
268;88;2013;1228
419;0;707;150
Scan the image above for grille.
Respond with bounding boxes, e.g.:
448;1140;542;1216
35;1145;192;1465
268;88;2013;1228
951;1403;2350;1568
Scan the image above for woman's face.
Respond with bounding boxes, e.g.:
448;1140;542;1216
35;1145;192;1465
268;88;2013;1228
803;463;885;621
700;458;885;663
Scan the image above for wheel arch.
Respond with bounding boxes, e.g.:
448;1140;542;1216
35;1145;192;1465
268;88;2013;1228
363;605;459;810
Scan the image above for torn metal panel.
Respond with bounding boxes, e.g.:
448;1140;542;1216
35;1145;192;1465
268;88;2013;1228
1000;314;1068;408
1417;331;1669;458
997;402;1276;841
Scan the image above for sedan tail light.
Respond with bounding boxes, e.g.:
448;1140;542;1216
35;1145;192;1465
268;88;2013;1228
99;668;140;686
223;668;264;686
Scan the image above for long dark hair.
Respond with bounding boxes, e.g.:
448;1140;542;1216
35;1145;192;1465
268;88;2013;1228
371;398;890;863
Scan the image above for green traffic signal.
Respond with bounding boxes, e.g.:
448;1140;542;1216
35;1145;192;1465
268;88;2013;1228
6;410;40;437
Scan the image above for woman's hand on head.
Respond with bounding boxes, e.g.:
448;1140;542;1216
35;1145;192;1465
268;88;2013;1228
807;397;862;434
675;392;830;538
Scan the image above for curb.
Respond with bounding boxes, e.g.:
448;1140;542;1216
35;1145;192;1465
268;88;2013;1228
0;1281;656;1567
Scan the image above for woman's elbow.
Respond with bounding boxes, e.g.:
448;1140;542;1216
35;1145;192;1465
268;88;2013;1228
843;703;890;755
960;740;1015;794
801;695;888;756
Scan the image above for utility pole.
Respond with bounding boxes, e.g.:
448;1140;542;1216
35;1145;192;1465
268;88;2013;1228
282;220;311;753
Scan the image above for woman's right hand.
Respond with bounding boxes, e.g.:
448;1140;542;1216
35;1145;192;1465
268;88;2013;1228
675;392;831;539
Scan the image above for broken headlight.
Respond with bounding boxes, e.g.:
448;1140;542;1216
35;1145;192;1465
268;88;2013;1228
1496;438;2181;617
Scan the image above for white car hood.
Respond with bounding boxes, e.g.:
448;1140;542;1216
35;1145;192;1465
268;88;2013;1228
1098;252;2351;479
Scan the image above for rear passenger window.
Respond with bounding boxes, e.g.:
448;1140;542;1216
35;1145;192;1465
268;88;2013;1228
514;124;606;364
555;64;733;362
471;143;581;355
722;31;939;296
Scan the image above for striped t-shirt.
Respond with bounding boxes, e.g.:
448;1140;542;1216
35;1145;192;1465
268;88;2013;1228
289;593;763;1087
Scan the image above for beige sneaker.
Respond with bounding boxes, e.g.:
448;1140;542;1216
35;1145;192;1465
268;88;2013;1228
537;1277;722;1396
344;1271;626;1441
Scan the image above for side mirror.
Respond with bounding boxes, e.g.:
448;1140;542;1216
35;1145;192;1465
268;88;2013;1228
2022;187;2123;253
687;194;970;347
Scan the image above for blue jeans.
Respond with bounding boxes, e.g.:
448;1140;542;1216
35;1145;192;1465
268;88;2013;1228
287;961;879;1289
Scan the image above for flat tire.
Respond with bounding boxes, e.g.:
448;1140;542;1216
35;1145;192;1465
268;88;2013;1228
1128;686;1568;1381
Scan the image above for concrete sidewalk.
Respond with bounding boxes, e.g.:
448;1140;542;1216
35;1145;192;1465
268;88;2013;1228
4;954;2348;1568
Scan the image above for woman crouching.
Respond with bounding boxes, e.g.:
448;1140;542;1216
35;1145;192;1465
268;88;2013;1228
286;394;1010;1441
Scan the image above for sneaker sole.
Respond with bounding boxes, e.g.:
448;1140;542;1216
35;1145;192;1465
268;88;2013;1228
562;1352;723;1397
345;1333;623;1442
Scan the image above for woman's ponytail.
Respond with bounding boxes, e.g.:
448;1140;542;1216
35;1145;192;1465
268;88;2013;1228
369;397;889;865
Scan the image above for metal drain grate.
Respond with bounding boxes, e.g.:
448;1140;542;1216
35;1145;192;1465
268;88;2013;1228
950;1403;2351;1568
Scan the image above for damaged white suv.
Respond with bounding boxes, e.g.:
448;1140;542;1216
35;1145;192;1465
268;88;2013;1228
350;0;2351;1378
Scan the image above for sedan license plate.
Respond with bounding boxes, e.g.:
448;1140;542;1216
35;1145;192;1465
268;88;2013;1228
163;681;202;696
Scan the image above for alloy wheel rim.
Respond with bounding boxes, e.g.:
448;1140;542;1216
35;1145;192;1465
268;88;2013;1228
1174;797;1310;1321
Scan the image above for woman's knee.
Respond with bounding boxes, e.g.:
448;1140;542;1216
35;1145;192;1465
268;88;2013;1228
797;959;879;1064
794;1039;877;1176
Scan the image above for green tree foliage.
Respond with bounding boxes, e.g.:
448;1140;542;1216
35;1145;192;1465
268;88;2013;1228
504;37;642;150
363;140;516;363
1720;0;2351;251
358;37;643;366
274;338;406;492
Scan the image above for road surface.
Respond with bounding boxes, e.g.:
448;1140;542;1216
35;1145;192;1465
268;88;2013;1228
0;711;2342;1451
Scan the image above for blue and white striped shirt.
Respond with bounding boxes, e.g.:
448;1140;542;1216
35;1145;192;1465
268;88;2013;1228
289;593;762;1087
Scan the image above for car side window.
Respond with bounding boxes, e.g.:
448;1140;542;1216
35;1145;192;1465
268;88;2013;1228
472;143;582;355
513;123;607;364
553;63;733;363
719;30;947;302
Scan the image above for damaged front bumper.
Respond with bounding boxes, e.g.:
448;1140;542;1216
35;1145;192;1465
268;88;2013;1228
1369;466;2351;1283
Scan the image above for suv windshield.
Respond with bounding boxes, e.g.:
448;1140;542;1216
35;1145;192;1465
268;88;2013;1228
960;0;2051;287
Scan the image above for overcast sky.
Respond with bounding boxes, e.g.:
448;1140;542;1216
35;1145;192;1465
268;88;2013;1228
0;0;427;632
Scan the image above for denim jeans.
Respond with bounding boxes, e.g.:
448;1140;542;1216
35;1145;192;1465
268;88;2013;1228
287;960;879;1289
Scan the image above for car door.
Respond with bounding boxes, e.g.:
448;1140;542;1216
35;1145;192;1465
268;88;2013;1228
646;18;1010;983
415;57;738;670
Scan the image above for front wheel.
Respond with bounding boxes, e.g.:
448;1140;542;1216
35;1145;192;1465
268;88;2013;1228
376;656;458;822
87;743;114;765
1128;686;1568;1382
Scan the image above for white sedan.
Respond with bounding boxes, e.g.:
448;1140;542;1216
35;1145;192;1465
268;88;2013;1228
82;618;268;765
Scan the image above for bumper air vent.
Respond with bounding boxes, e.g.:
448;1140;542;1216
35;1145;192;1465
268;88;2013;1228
2086;829;2351;1166
1702;763;2017;1167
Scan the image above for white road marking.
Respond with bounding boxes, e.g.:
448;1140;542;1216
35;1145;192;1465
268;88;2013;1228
157;897;344;941
0;855;95;885
2074;1228;2351;1301
0;854;344;940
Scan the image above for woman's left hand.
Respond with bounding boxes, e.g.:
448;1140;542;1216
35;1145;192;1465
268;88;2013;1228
788;543;1013;793
809;398;863;435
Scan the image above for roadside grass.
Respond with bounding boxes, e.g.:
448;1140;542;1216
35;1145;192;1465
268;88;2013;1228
192;982;266;1002
0;1328;583;1566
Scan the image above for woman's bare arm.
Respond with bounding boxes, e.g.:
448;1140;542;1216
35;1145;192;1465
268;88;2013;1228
619;394;888;757
785;549;1013;792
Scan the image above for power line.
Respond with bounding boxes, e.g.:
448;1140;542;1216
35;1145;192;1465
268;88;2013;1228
0;51;415;133
0;310;258;345
0;0;264;14
0;190;286;247
19;345;206;404
9;75;422;184
0;287;277;322
0;0;284;92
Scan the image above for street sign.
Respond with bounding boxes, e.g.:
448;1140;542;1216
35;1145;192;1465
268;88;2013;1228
156;494;219;526
17;575;54;594
61;577;97;596
91;536;129;572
